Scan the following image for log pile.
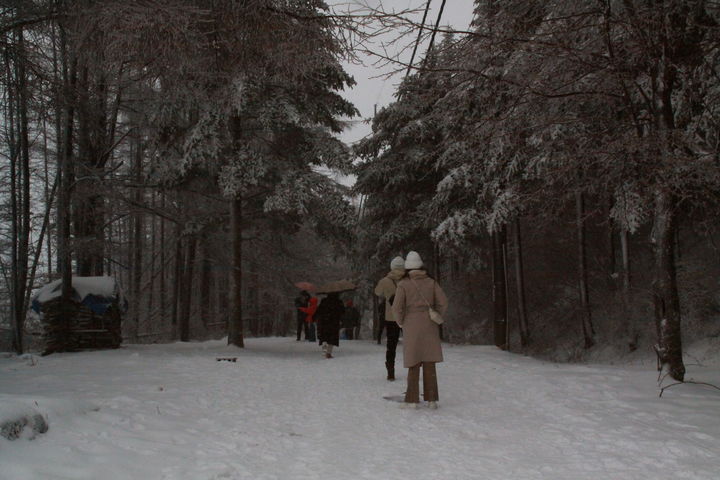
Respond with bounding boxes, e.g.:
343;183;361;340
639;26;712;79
41;298;122;355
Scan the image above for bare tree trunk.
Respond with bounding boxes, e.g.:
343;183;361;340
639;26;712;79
199;233;212;330
147;194;156;328
179;233;197;342
5;38;21;353
92;193;105;276
130;137;144;340
620;228;631;294
74;65;91;276
124;216;132;307
651;8;686;381
250;261;259;337
6;26;43;354
171;224;183;335
159;194;166;327
228;197;244;347
17;29;32;334
106;218;114;278
58;24;75;302
433;243;441;281
23;180;58;322
652;189;685;381
217;266;229;326
433;243;444;341
576;190;595;349
74;62;113;277
502;235;510;348
42;116;53;279
50;19;62;280
607;198;617;282
492;228;508;350
513;217;529;349
618;226;636;349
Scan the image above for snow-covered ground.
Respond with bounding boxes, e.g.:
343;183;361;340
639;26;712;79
1;337;719;480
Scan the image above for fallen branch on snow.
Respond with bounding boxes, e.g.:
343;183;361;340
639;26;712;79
659;380;720;398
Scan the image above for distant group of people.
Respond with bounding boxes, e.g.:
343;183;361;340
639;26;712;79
294;290;360;359
293;250;448;410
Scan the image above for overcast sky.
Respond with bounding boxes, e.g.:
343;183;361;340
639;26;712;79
330;0;477;145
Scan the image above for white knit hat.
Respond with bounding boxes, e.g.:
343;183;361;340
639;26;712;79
390;256;405;270
404;251;423;270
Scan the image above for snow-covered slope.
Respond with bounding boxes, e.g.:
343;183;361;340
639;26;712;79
1;338;718;479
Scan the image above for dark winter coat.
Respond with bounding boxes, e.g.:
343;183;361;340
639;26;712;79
316;293;345;346
294;293;309;322
341;305;360;329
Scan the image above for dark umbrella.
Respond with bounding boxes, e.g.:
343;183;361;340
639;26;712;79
294;281;317;292
315;279;356;294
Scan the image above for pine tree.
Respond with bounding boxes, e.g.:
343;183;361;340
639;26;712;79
355;43;455;271
146;1;359;346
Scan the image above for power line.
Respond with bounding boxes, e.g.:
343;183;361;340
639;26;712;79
404;0;432;80
404;0;448;79
425;0;447;60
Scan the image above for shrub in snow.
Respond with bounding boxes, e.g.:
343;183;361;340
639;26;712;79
0;407;48;441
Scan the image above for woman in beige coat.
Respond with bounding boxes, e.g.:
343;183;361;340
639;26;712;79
392;251;448;409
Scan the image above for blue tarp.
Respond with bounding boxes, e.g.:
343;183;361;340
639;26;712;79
31;277;127;316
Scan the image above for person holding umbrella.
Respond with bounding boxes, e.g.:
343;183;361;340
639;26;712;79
314;280;355;358
316;292;344;358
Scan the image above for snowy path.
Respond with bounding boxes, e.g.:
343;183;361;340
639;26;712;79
1;338;719;480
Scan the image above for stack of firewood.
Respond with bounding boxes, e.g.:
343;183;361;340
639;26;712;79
41;299;122;354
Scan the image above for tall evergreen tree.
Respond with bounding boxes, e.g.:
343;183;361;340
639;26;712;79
355;43;455;271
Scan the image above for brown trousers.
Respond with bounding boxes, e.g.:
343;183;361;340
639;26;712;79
404;362;438;403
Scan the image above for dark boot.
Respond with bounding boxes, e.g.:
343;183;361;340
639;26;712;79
385;341;397;382
386;361;395;381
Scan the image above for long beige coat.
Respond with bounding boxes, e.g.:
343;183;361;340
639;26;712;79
392;270;448;368
374;269;405;322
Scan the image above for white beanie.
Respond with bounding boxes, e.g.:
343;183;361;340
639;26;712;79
390;256;405;270
404;251;423;270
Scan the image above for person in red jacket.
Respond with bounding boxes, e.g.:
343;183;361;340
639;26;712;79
300;296;318;342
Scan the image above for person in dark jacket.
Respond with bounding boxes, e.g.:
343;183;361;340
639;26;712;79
316;292;345;358
294;290;311;341
341;299;360;340
374;256;405;380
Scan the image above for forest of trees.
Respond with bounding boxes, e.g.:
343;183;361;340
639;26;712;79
0;0;358;353
356;0;720;382
2;1;720;383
